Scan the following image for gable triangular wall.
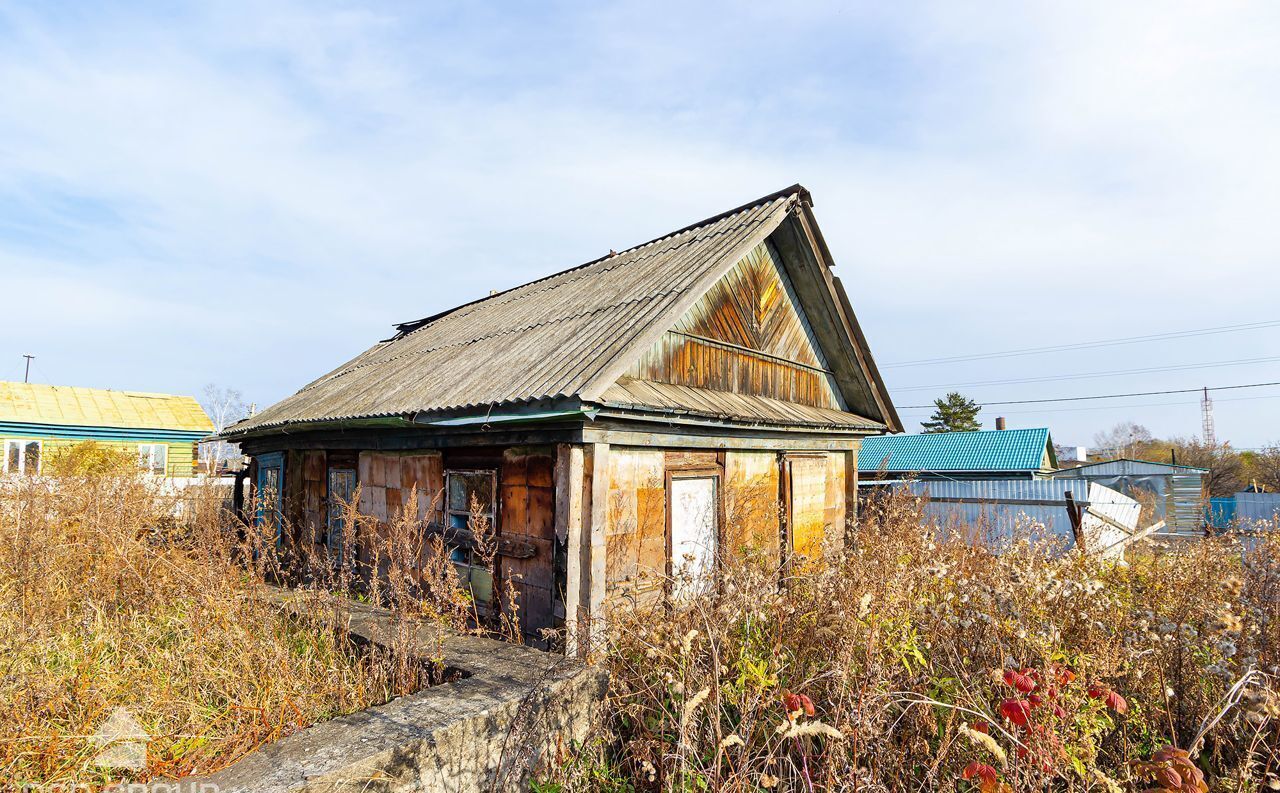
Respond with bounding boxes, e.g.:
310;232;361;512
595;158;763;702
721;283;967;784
622;240;846;411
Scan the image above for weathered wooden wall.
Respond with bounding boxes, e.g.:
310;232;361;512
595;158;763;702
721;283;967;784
624;241;843;409
357;451;445;524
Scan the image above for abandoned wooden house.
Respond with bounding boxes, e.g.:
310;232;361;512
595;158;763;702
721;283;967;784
220;185;900;647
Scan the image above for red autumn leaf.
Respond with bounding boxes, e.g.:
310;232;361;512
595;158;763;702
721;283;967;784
1152;766;1183;789
1105;690;1129;715
1027;693;1043;708
782;690;803;715
1003;669;1036;693
971;720;990;734
798;693;816;717
962;761;1000;786
1152;746;1188;764
1052;703;1068;719
999;698;1031;727
1087;683;1107;699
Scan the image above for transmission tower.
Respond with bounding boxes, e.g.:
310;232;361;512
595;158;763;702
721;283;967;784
1201;386;1216;446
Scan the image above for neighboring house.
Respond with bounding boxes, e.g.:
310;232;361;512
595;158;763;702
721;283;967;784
1052;458;1207;534
858;428;1057;482
220;185;900;648
0;381;213;477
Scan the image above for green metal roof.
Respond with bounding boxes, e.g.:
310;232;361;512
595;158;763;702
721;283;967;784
859;428;1053;474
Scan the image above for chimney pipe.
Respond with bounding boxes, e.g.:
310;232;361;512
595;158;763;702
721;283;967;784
995;416;1007;430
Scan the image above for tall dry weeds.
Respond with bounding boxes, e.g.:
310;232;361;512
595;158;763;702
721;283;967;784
544;488;1280;792
0;444;475;788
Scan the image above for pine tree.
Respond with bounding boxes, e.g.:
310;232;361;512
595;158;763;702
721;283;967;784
920;392;982;433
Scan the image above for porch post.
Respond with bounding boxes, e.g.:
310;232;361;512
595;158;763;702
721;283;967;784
585;442;610;651
558;443;585;656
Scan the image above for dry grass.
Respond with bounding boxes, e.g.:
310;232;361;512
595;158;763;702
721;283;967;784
0;444;449;788
543;488;1280;792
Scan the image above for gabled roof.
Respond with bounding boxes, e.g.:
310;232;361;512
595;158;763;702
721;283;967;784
0;381;212;433
858;428;1055;474
226;185;898;438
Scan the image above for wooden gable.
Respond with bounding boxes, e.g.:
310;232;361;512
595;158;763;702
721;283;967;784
622;241;844;410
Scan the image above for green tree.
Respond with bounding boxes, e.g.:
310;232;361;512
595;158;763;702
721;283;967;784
920;392;982;433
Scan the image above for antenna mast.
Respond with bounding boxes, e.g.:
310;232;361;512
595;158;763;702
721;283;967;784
1200;386;1216;446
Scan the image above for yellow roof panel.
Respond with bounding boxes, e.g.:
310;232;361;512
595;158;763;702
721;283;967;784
0;382;214;432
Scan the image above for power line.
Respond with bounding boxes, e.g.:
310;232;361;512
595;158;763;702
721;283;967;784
882;319;1280;368
895;379;1280;409
891;354;1280;392
896;392;1280;416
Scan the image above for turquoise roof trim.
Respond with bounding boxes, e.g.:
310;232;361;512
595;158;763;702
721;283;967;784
859;428;1053;474
0;421;208;443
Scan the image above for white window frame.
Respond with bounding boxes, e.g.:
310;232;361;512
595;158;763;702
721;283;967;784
137;443;168;475
3;439;42;475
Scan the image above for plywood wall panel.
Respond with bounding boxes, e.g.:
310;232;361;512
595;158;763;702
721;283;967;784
789;456;827;560
724;451;781;558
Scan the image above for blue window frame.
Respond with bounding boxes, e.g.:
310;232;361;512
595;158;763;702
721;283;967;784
255;452;285;548
326;467;356;557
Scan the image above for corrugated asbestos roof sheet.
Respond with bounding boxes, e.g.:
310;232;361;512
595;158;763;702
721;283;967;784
601;377;882;430
859;428;1052;474
229;188;808;435
0;381;213;432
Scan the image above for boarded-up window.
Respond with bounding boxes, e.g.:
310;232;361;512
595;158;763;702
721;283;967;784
669;475;718;596
786;457;827;560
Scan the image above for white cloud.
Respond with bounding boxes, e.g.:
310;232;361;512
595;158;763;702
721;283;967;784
0;0;1277;444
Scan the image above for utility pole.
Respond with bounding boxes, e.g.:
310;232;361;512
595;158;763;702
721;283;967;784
1201;386;1216;447
22;354;34;383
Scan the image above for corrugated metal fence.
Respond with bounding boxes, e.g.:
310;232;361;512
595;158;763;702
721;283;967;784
893;479;1140;557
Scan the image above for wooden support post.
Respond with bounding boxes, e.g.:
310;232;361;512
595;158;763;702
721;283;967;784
586;442;610;651
558;444;586;657
1064;490;1087;553
842;446;858;550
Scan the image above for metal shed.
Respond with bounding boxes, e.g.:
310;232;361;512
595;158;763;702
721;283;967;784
1052;458;1206;534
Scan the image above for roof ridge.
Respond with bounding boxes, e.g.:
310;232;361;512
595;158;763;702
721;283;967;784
388;186;807;338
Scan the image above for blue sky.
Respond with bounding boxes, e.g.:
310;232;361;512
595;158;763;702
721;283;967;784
2;1;1278;448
